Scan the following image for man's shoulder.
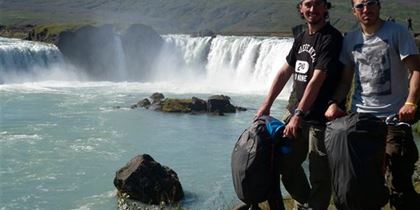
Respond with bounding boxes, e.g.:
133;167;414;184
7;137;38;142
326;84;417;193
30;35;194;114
382;21;412;36
343;29;361;42
383;20;405;30
294;31;306;44
345;28;360;36
330;24;343;34
322;23;343;37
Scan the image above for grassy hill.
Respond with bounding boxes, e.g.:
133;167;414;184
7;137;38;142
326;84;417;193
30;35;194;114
0;0;419;34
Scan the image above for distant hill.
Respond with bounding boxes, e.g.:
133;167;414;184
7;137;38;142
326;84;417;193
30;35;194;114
0;0;419;34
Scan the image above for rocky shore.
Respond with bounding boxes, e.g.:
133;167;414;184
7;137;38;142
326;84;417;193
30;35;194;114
1;23;419;46
0;24;60;44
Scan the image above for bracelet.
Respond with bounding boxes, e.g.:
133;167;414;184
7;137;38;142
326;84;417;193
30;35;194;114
404;102;418;108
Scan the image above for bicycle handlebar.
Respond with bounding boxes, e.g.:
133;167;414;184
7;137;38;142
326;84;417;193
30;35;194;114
384;114;411;127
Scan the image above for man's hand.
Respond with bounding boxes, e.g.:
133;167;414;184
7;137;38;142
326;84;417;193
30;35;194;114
324;103;347;121
255;103;270;119
283;115;301;138
398;103;417;122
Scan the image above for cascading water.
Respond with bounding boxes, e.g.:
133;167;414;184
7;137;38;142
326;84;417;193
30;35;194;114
0;37;83;83
0;35;293;95
0;37;61;71
161;34;294;95
113;34;128;80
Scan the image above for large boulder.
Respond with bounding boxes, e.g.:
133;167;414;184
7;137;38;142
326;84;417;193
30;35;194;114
150;92;165;104
191;97;207;113
147;92;165;111
207;95;236;114
131;98;151;109
114;154;184;205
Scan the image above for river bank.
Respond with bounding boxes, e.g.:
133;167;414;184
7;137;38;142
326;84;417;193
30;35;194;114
1;23;419;43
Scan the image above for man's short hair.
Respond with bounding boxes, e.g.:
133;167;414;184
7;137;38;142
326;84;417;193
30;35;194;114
296;0;332;19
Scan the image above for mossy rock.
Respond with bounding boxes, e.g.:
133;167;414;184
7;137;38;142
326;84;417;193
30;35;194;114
161;99;192;113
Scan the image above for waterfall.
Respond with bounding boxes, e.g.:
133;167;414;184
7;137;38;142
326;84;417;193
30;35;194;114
113;34;128;80
0;37;61;70
0;35;293;95
160;34;293;95
0;37;83;83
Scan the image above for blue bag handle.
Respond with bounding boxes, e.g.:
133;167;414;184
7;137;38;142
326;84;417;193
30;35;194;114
262;116;285;138
258;115;291;155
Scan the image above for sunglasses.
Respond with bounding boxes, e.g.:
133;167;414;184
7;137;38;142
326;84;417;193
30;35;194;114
354;1;379;10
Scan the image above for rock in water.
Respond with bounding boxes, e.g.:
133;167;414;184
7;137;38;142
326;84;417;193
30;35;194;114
113;154;184;204
207;95;236;113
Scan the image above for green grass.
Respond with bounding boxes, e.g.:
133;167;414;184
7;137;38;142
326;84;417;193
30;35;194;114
1;0;419;34
0;10;46;25
413;122;420;135
0;9;93;27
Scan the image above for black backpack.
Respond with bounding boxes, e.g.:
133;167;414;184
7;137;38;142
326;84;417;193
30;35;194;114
231;116;287;205
325;113;389;210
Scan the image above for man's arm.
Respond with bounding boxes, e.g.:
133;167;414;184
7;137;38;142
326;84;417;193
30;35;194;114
295;70;326;112
400;54;420;122
255;63;294;117
324;64;354;121
283;69;326;138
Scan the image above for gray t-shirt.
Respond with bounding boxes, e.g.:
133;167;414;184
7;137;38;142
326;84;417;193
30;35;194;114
340;21;419;118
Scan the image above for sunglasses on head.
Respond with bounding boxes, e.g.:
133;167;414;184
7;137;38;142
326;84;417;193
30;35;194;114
354;0;379;10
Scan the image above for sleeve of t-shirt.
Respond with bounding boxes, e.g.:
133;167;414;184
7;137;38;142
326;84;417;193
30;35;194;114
396;24;419;60
315;33;342;73
286;35;301;68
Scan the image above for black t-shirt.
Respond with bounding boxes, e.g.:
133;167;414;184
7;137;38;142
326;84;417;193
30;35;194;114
286;23;343;123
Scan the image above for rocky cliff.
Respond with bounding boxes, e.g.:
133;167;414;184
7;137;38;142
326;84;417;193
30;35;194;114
56;24;163;81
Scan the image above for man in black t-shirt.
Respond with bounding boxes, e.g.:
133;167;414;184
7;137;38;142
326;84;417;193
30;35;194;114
255;0;343;209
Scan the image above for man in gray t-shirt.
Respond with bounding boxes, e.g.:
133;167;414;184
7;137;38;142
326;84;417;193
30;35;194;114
340;21;417;118
325;0;420;209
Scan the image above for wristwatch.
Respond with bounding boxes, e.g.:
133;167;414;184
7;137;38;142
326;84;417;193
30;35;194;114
327;99;337;107
294;109;305;118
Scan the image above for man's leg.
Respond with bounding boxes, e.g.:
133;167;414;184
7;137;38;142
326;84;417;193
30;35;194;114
385;125;420;210
308;124;331;210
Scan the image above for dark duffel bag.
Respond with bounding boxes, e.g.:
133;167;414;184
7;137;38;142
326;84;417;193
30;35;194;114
325;113;389;210
231;116;288;205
